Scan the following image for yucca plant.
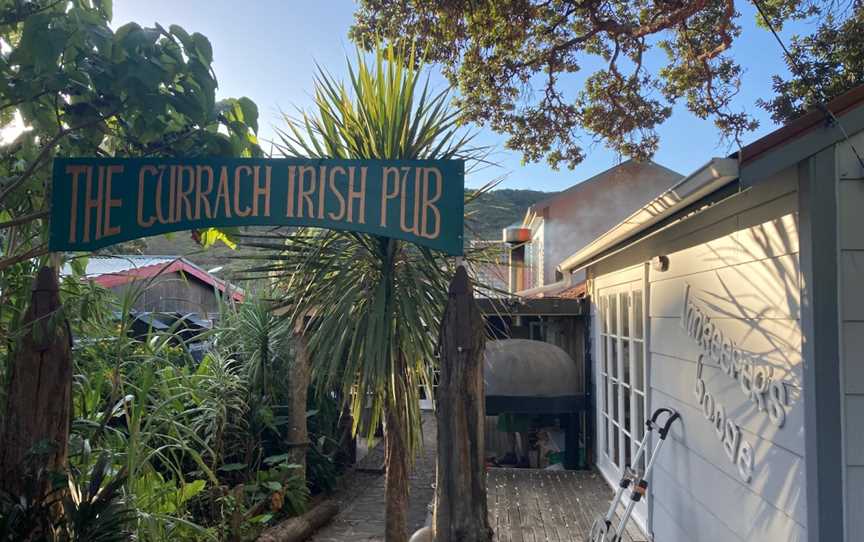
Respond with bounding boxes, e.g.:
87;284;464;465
239;44;494;541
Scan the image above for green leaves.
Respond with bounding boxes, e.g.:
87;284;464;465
218;463;248;473
758;6;864;124
275;43;478;163
351;0;850;168
0;1;263;307
16;13;65;72
237;97;259;134
191;33;214;65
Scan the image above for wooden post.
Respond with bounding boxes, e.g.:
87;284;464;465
0;266;72;497
288;322;310;482
434;266;492;541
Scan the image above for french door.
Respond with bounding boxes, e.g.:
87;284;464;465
596;277;649;525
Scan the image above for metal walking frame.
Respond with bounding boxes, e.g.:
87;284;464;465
589;408;681;542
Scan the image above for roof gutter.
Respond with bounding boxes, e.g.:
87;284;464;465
557;158;739;274
514;274;577;299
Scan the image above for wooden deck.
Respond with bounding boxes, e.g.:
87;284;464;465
487;468;648;542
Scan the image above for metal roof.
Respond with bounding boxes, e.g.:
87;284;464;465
557;158;739;274
62;255;181;278
62;255;244;301
556;84;864;275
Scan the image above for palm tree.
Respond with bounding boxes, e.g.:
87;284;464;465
241;45;491;541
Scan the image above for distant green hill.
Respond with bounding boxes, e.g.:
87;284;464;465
465;188;553;240
118;188;554;275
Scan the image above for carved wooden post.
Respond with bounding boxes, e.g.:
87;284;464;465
434;266;492;541
0;266;72;497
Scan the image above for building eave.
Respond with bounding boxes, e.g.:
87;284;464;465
557;158;739;274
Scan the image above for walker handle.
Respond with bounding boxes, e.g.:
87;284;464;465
647;408;680;439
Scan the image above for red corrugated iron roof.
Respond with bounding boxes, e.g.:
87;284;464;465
89;257;244;302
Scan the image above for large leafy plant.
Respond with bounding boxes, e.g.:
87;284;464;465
0;5;261;517
66;282;312;540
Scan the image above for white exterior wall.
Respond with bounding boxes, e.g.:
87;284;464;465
647;209;806;542
836;131;864;542
590;169;808;541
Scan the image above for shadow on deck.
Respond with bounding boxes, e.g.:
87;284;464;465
488;468;648;542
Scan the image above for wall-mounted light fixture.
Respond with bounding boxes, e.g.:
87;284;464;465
652;255;670;272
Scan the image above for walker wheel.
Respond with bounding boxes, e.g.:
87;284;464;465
589;518;609;542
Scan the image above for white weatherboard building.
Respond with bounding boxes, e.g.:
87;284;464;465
557;86;864;541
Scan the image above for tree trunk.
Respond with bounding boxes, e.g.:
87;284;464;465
434;266;492;541
0;266;72;498
336;402;356;468
288;324;310;481
384;391;410;542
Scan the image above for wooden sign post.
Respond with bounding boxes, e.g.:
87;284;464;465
0;266;72;498
434;266;492;541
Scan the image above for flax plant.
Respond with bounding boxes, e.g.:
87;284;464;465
241;44;494;541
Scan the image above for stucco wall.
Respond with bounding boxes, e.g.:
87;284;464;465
537;160;682;286
836;131;864;542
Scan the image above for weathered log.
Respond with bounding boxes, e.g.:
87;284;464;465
434;266;492;541
0;266;72;498
256;500;339;542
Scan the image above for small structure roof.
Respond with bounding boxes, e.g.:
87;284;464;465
64;255;244;301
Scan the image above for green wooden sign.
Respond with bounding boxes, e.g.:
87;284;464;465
50;157;465;255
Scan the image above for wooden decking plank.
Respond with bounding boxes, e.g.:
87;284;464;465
488;470;499;541
491;469;507;542
506;470;525;542
537;472;564;542
522;473;547;542
551;470;587;541
526;471;552;542
571;472;601;540
515;471;538;542
554;472;573;541
486;468;648;542
542;471;570;541
495;474;506;542
565;477;598;540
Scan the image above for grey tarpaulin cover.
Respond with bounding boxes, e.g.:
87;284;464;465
484;339;579;398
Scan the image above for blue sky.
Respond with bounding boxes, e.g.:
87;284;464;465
113;1;810;192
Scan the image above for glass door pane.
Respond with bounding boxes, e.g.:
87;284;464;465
597;283;647;474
